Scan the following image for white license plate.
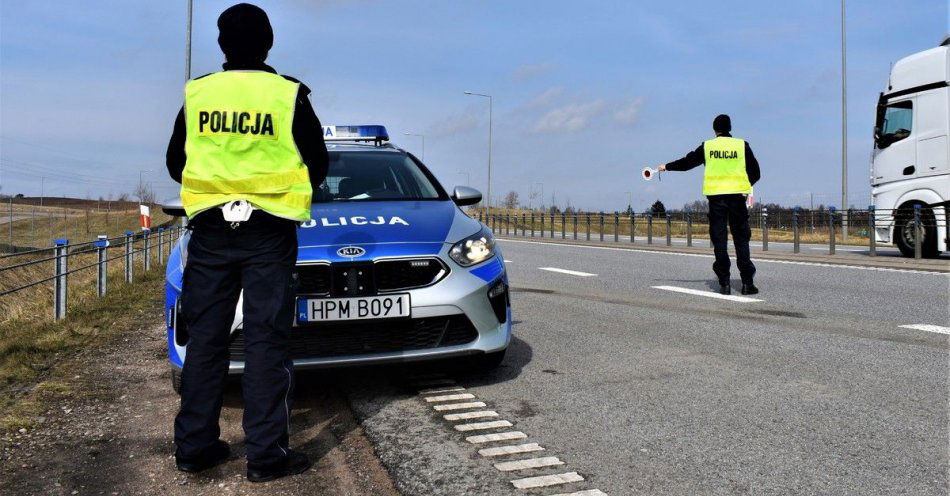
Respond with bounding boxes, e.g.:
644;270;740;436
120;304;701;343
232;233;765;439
297;294;411;323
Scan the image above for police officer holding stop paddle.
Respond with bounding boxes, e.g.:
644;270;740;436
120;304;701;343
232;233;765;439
164;3;328;482
657;114;761;295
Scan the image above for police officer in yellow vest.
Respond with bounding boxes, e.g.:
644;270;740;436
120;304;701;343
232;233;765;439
164;4;328;482
658;114;761;295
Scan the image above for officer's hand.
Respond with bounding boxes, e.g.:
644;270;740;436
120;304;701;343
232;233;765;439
658;164;667;172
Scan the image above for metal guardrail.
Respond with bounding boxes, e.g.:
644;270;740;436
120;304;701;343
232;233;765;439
0;226;184;320
477;206;947;260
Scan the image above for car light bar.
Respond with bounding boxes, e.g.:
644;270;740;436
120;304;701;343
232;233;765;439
323;125;389;143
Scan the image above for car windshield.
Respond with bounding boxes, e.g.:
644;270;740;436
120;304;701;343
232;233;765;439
315;151;445;202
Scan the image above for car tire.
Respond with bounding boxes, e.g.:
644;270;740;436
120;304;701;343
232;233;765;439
171;368;182;395
894;205;940;258
468;349;506;372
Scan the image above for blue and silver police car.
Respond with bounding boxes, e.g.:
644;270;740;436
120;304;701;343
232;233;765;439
164;125;511;391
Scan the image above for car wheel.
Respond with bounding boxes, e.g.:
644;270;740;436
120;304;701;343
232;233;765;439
894;205;939;258
172;368;182;395
468;349;506;372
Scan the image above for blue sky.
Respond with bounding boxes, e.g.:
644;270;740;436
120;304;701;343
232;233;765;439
1;1;947;211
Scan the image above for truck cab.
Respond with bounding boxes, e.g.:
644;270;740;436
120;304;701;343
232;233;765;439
871;35;949;258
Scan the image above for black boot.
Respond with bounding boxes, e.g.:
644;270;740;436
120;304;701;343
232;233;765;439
247;450;313;483
741;283;759;295
176;440;231;473
719;283;731;295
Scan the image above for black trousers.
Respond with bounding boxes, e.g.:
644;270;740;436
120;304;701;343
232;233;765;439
708;194;756;285
174;210;298;466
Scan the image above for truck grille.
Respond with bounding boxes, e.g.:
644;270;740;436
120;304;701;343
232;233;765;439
227;315;478;361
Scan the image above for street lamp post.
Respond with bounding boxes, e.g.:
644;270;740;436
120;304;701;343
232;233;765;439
840;0;849;240
464;91;492;215
185;0;193;80
403;132;425;161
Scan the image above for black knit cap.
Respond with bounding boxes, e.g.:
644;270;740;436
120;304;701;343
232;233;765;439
217;3;273;64
713;114;731;134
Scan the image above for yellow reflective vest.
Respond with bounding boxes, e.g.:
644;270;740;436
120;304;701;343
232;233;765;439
702;136;753;196
181;71;313;221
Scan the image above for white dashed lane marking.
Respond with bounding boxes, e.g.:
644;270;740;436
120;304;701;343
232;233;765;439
652;285;763;303
551;490;609;496
539;267;598;277
454;420;513;431
478;443;545;457
899;324;950;335
443;410;499;421
424;393;476;402
466;431;528;444
510;472;585;489
493;456;564;472
432;401;487;411
419;386;466;394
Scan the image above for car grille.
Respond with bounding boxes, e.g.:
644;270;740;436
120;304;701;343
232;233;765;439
294;258;447;296
227;315;478;361
375;258;447;291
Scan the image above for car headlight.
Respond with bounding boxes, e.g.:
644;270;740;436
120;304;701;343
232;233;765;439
449;227;496;267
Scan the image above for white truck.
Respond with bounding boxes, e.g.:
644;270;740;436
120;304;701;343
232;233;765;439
871;34;949;258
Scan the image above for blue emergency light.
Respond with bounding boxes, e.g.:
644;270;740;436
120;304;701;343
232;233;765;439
322;125;389;143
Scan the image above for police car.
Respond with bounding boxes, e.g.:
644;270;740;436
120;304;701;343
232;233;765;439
163;125;511;391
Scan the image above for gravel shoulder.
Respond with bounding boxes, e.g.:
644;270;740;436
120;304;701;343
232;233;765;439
0;316;400;495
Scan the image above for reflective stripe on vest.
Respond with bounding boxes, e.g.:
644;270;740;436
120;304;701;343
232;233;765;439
702;136;752;196
182;71;313;221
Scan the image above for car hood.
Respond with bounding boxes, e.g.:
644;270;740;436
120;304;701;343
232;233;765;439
297;200;478;262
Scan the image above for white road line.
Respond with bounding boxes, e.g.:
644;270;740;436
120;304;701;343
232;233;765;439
550;490;609;496
899;324;950;335
494;456;564;472
454;420;513;431
478;443;545;457
424;393;475;403
499;239;948;275
418;386;466;395
444;410;499;421
510;472;584;489
539;267;598;277
466;431;528;444
433;401;487;411
504;259;513;263
652;285;763;303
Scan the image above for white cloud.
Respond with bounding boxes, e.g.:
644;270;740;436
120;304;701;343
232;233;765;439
612;97;644;125
510;62;555;81
428;105;483;137
532;100;606;133
524;87;564;108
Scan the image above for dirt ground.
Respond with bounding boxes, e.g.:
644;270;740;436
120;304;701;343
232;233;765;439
0;318;401;496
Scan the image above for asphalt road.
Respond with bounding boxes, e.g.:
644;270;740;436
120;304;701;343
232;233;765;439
332;239;949;495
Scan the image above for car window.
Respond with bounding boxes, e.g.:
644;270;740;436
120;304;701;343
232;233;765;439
316;151;445;202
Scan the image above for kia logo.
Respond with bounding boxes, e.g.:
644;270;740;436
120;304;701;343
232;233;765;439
337;246;366;258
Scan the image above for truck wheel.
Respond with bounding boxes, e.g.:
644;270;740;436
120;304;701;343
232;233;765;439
894;205;939;258
172;368;182;395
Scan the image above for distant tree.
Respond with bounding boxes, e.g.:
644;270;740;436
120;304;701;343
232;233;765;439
548;205;561;215
683;199;708;213
135;180;156;205
117;192;130;202
503;191;519;210
624;204;634;215
650;200;666;217
15;193;24;199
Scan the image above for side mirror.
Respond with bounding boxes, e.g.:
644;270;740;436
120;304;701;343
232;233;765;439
451;186;482;206
161;197;187;217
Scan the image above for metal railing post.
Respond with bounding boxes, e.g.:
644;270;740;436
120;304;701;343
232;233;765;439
550;213;555;238
914;204;922;259
157;228;165;265
793;210;800;254
143;229;152;271
686;210;693;247
666;215;672;246
561;212;566;239
53;239;69;321
96;235;108;297
868;205;876;257
762;207;769;251
522;214;526;236
630;213;635;243
540;212;545;238
530;213;535;237
125;231;134;283
647;213;653;244
614;213;619;242
585;213;591;241
828;208;836;255
572;214;578;240
599;213;604;242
